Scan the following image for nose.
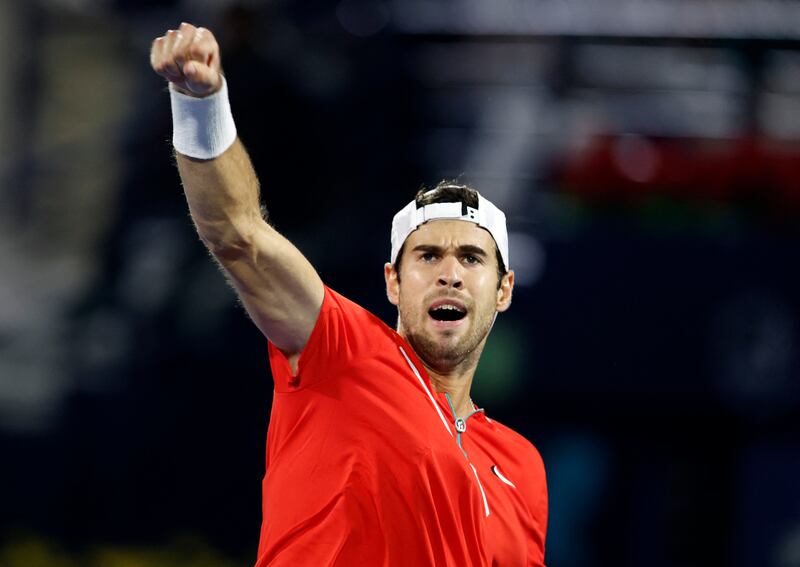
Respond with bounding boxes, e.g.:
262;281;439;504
436;256;463;289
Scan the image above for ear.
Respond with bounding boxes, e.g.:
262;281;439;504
384;262;400;306
495;269;514;313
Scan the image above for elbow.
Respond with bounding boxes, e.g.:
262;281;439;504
198;218;263;262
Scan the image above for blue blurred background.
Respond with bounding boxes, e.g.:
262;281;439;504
1;1;799;566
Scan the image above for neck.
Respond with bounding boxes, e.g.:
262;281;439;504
424;363;477;418
396;321;489;419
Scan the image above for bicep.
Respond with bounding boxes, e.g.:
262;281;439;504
213;220;324;355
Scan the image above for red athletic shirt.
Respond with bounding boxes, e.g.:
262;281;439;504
256;286;547;566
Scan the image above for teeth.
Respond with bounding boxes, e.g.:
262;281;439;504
429;303;466;322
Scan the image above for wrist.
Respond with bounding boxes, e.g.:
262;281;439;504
170;83;196;97
169;76;237;159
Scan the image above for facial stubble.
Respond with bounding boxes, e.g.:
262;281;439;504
399;292;496;374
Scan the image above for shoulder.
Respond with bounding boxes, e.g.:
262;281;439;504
308;285;402;361
322;286;396;340
324;286;379;321
268;285;397;390
488;416;546;473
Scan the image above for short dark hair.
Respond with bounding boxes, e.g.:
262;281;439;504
393;180;507;286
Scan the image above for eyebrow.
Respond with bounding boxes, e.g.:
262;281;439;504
411;244;489;258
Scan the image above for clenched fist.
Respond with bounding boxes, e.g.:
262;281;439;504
150;22;222;97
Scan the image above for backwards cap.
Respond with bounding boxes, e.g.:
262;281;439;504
390;189;510;269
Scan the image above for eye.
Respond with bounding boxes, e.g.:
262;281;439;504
463;255;480;265
420;252;436;262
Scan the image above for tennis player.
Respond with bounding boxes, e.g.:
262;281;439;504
151;22;547;566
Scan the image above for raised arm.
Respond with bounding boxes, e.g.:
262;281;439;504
150;23;323;357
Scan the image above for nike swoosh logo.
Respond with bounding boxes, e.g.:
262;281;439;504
491;465;516;488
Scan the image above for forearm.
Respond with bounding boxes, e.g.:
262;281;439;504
176;138;264;255
152;25;262;253
152;22;324;351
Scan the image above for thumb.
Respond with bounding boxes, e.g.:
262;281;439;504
183;61;222;96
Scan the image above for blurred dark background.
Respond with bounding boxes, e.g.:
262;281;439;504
1;1;799;566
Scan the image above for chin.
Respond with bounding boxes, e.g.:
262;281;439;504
419;335;473;366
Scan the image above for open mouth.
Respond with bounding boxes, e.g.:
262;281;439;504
428;303;467;322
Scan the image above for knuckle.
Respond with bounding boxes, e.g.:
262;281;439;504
188;42;207;58
198;37;218;54
161;59;178;72
197;27;216;43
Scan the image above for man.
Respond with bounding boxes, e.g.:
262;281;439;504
151;22;547;566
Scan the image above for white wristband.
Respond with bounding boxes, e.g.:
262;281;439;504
169;76;237;160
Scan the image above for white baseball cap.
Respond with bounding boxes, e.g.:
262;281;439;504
390;190;510;269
